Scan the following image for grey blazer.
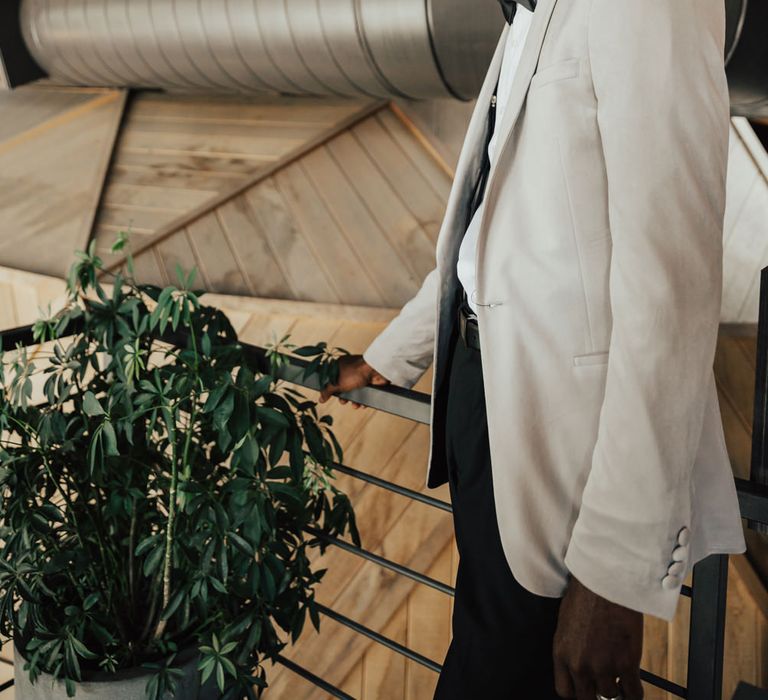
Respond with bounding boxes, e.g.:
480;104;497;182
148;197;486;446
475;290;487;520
363;0;746;620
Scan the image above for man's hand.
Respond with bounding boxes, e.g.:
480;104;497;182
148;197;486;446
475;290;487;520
318;355;390;409
553;577;644;700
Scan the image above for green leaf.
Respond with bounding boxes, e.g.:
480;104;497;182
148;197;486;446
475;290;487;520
161;586;186;621
143;544;165;577
292;345;324;357
82;392;105;417
69;636;98;660
83;593;100;611
102;420;119;456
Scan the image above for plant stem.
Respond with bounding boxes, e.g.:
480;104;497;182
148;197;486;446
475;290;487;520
153;444;178;641
153;323;199;640
128;504;137;607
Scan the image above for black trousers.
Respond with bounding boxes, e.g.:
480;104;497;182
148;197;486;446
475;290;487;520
433;302;563;699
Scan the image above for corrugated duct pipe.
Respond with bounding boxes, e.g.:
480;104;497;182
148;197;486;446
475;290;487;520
19;0;504;100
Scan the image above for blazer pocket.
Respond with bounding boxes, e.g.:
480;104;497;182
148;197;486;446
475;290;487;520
530;58;580;89
573;351;609;368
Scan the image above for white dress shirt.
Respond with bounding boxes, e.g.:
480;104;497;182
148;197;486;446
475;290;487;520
457;9;533;314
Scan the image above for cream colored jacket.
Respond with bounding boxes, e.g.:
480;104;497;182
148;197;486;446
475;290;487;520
363;0;746;620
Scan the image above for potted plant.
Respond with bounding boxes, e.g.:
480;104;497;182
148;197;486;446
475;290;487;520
0;240;359;699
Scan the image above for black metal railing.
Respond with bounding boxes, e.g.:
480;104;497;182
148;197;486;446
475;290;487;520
3;305;768;700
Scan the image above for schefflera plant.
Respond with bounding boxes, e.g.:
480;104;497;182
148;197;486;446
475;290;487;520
0;241;359;699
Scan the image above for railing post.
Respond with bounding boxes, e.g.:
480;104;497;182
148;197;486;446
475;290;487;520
749;267;768;534
687;554;729;700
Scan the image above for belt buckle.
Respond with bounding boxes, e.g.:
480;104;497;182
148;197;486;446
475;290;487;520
458;300;479;350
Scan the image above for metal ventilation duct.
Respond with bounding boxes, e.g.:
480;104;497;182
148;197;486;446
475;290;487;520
18;0;504;100
725;0;768;117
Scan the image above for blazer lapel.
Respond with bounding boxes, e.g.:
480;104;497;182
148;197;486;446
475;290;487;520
435;23;510;267
485;0;559;192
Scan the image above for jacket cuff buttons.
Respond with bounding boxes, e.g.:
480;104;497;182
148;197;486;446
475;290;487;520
661;527;690;591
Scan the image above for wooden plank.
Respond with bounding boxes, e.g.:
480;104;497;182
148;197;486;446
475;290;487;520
405;544;452;700
376;110;452;202
130;248;168;288
301;145;419;308
339;662;363;699
665;593;691;694
723;180;768;323
155;230;199;286
0;91;129;277
116;149;272;175
715;335;758;431
185;213;249;296
0;284;18;329
110;164;248;191
102;101;385;276
118;129;307;160
215;197;290;299
724;125;761;247
273;164;384;307
725;561;762;700
103;182;216;211
241;180;340;304
0;85;92;144
81;90;129;252
129;94;365;125
198;294;398;325
641;615;668;700
352;116;447;243
362;606;407;700
123;116;322;142
98;205;186;235
326;130;436;281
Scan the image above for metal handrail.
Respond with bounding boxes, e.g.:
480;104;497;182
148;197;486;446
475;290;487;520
273;655;353;700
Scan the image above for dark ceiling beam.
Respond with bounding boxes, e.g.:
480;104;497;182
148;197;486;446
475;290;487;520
0;0;45;89
726;0;768;118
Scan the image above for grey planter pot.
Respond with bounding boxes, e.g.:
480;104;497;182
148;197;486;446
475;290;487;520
14;647;220;700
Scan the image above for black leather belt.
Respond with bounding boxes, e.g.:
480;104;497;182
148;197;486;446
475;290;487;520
458;296;481;352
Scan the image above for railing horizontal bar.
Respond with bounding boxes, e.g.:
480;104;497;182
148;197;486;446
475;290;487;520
0;679;13;692
317;603;442;674
272;356;430;424
305;526;455;597
274;654;354;700
640;669;687;697
736;478;768;525
331;462;452;513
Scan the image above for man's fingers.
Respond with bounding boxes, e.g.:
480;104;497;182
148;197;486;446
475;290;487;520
553;656;575;698
572;674;596;700
619;669;644;700
596;675;622;699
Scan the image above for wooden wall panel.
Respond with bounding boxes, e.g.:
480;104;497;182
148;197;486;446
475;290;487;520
93;95;376;270
0;86;126;277
105;102;452;310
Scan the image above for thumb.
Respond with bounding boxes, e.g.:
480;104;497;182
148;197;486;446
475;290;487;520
319;383;337;403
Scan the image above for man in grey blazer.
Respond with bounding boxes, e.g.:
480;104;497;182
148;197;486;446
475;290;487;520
320;0;746;697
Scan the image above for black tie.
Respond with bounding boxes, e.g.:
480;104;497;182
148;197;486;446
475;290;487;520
498;0;537;24
468;0;540;223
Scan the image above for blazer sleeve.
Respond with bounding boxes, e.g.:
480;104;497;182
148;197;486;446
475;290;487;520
362;267;439;389
563;0;731;620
